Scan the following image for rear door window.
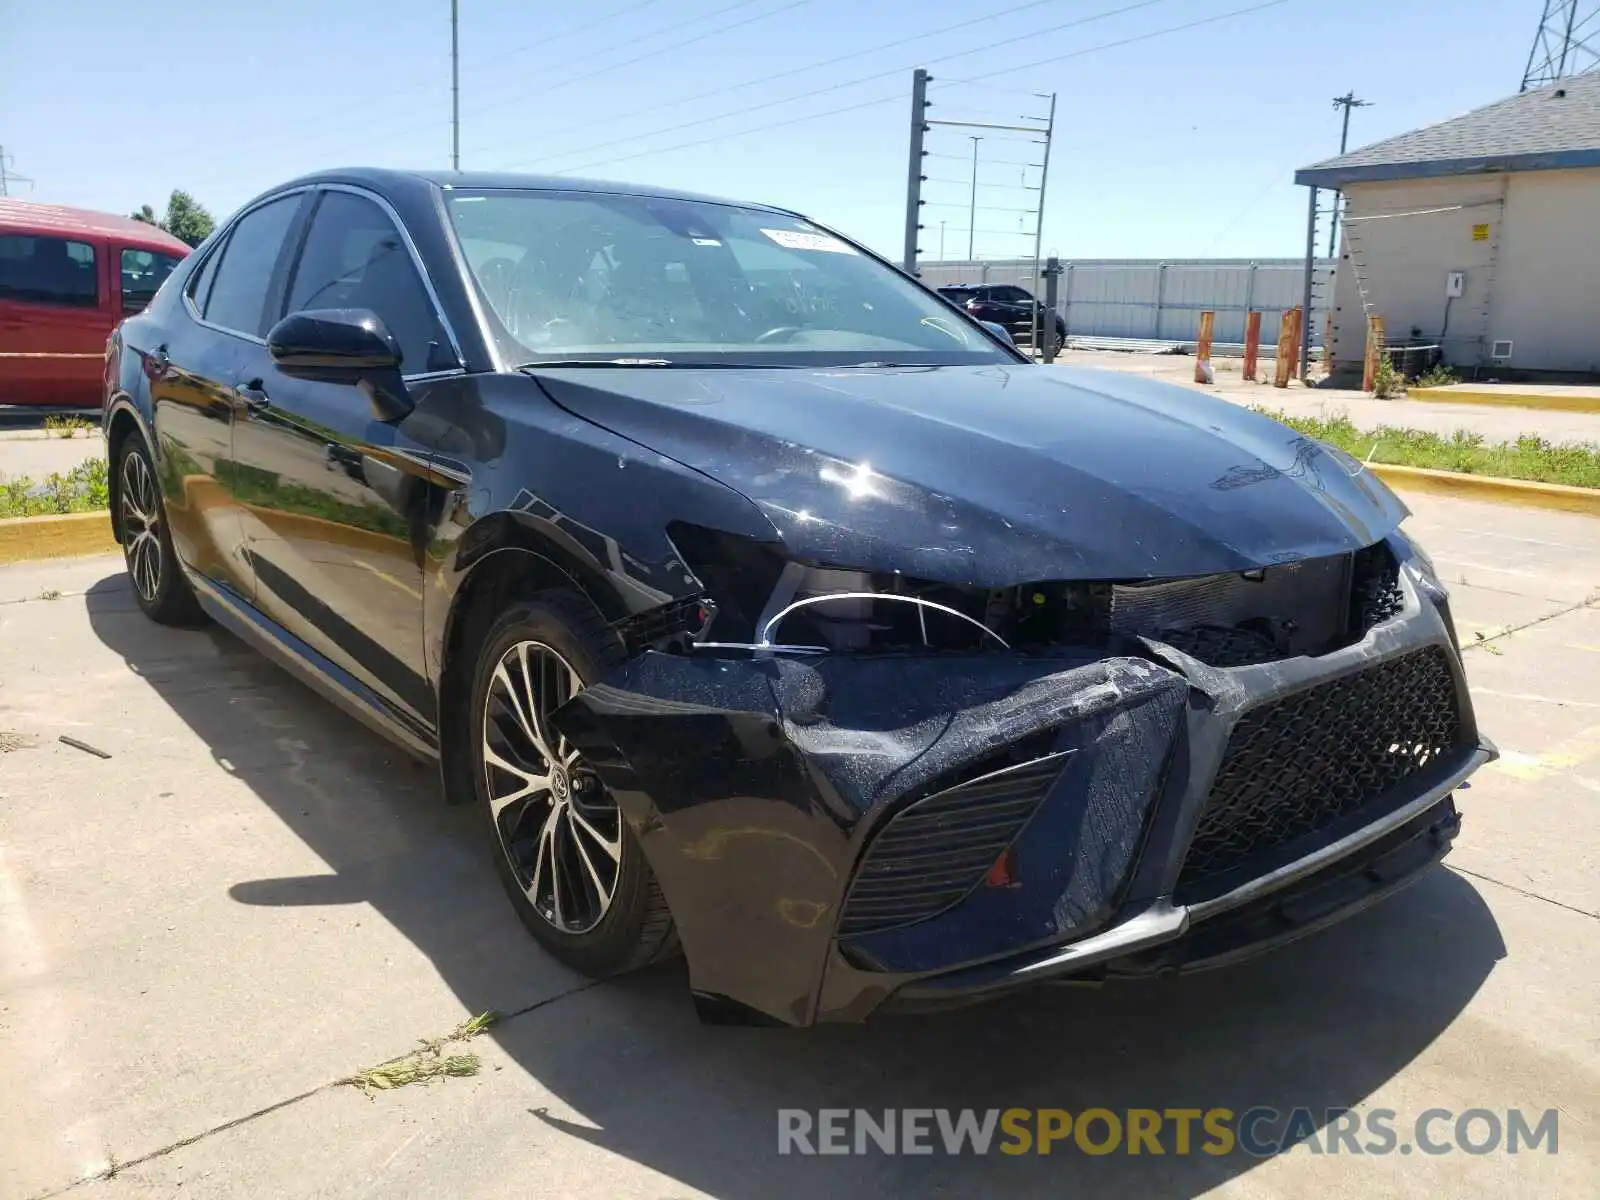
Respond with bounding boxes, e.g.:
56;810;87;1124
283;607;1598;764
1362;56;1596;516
0;234;99;308
120;247;184;314
201;195;301;336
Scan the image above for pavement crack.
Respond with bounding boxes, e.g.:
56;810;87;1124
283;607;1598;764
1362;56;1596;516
1461;594;1599;652
1449;864;1600;921
25;978;608;1199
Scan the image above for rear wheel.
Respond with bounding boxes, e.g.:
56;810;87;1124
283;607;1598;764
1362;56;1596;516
115;435;204;626
469;592;677;976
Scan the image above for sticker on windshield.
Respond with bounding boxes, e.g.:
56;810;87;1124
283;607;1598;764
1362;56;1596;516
761;228;858;254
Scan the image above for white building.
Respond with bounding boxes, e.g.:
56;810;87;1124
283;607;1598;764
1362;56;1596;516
1298;75;1600;378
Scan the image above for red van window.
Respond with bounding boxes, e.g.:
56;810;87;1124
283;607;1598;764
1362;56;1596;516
120;247;183;314
0;234;99;308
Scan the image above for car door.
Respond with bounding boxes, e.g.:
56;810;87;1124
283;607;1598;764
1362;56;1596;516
230;185;460;733
148;191;306;599
0;229;108;406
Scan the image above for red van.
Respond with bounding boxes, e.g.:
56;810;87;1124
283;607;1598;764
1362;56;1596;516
0;199;190;408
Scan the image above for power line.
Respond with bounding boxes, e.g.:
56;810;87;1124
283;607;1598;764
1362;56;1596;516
551;0;1294;177
510;0;1177;172
86;0;676;180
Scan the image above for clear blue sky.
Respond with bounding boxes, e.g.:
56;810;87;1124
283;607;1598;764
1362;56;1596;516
0;0;1539;261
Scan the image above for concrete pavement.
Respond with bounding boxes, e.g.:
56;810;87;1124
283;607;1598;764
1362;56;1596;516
0;430;101;485
1062;350;1600;446
1;492;1597;1199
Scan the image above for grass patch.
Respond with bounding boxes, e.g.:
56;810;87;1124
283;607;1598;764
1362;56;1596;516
342;1010;500;1098
0;457;110;518
1253;409;1600;489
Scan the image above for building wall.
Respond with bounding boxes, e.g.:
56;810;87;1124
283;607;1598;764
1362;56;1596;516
918;258;1333;346
1330;168;1600;374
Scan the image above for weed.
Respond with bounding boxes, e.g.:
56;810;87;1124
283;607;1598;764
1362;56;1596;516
1371;350;1401;399
342;1010;500;1098
1252;408;1600;488
1415;364;1460;389
43;413;94;438
39;589;60;601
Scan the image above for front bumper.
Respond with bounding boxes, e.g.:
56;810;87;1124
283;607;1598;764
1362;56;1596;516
554;546;1493;1027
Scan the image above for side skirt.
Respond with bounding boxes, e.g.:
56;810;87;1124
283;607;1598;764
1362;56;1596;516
187;569;440;763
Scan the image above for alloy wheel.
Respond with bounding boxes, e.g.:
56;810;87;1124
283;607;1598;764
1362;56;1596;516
481;640;621;934
120;451;162;603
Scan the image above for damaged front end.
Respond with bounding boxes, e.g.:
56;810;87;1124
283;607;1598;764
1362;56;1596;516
550;529;1495;1027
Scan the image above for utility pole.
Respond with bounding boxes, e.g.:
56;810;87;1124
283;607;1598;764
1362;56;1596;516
0;146;34;197
967;136;982;260
938;221;946;260
902;68;930;273
1326;92;1370;257
451;0;461;170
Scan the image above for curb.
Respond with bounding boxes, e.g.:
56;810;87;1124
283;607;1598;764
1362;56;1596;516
1407;386;1600;415
1370;463;1600;516
0;511;119;564
2;465;1596;567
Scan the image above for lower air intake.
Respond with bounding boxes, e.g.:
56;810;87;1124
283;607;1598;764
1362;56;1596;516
1177;645;1461;898
837;753;1066;936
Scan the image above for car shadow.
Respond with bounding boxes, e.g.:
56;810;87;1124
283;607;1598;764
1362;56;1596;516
84;572;1506;1198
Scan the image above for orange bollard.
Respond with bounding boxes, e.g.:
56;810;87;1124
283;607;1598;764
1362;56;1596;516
1242;311;1261;382
1273;308;1298;388
1194;311;1215;383
1284;306;1303;380
1362;315;1386;393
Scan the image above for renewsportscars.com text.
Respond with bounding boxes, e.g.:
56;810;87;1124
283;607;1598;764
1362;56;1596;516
777;1107;1559;1157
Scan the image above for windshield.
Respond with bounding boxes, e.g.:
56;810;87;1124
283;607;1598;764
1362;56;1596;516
443;189;1014;367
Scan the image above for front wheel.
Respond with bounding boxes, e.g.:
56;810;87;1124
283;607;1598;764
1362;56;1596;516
468;592;677;977
115;435;204;626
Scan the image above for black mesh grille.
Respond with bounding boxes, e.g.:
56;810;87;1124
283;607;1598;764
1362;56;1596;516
838;754;1065;936
1351;542;1404;634
1177;646;1461;895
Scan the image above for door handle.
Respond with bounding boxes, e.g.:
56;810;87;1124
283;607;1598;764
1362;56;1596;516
236;380;271;414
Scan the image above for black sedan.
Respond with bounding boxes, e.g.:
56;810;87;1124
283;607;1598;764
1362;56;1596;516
104;169;1493;1027
936;282;1066;354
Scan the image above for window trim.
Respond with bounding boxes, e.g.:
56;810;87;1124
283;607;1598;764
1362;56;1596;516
299;183;467;380
183;186;314;344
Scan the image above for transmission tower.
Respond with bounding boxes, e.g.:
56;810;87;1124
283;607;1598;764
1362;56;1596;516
1520;0;1600;91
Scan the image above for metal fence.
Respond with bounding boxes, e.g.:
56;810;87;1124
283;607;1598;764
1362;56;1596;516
918;258;1336;351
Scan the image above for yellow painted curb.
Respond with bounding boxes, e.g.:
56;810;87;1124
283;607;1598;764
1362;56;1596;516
1407;386;1600;414
0;511;119;564
1371;463;1600;516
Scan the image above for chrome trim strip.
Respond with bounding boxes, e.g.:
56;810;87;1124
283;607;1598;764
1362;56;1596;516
1184;745;1490;924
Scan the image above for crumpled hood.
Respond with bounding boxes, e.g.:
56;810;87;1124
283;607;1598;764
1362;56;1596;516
532;362;1408;584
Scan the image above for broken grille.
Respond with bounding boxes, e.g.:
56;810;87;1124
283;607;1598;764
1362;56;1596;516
1351;541;1404;635
1177;645;1461;897
837;754;1066;936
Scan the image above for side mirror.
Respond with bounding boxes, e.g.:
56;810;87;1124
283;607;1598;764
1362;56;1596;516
980;320;1015;347
267;308;412;420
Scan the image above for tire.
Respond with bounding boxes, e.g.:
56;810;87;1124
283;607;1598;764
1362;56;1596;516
468;590;677;977
114;434;205;626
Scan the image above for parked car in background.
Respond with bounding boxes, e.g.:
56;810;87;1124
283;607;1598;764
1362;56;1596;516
104;168;1489;1027
0;199;188;406
937;283;1065;355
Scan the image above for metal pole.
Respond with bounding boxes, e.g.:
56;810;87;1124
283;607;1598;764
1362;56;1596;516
1300;185;1318;382
902;68;929;274
1030;92;1056;357
450;0;461;170
967;135;982;260
938;221;946;260
1327;93;1369;257
1042;257;1061;364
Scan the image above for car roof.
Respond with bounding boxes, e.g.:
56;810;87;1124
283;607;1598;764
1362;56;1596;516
0;198;190;253
271;167;798;216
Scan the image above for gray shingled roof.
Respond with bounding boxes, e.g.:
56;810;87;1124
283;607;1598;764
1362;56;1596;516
1296;73;1600;186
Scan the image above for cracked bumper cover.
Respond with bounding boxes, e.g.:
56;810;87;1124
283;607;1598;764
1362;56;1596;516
552;568;1493;1027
